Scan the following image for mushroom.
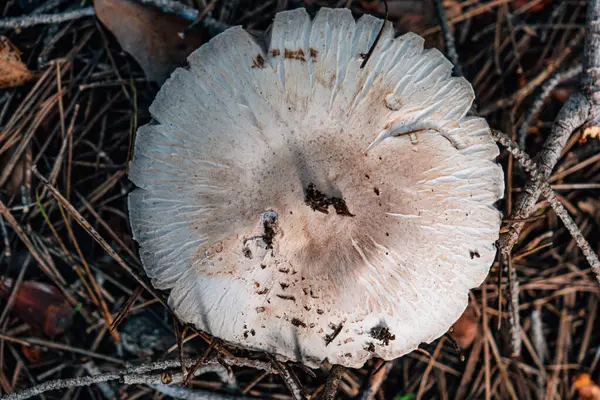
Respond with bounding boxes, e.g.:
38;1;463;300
128;8;504;368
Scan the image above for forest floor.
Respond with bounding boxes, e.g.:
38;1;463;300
0;0;599;399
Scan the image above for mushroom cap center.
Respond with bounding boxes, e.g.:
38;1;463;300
191;121;452;305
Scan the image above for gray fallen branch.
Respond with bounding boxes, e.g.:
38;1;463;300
268;356;306;400
518;65;582;149
82;362;117;400
138;0;200;20
0;7;95;29
0;373;120;400
499;92;592;256
434;0;462;76
125;364;240;399
582;0;600;125
498;90;590;359
0;356;276;400
506;255;521;357
0;1;229;35
492;129;600;282
531;309;547;400
321;365;345;400
137;0;229;35
500;0;600;257
151;383;253;400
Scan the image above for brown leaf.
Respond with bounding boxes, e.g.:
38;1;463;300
0;279;73;337
0;36;36;89
22;345;42;364
94;0;206;84
449;302;479;349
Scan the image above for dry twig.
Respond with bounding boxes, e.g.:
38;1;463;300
0;7;95;29
321;365;345;400
434;0;463;76
518;65;582;149
499;0;600;259
0;356;275;400
492;130;600;281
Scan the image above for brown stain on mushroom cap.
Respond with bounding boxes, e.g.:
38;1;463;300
188;126;464;315
316;72;336;89
251;54;265;69
194;118;474;290
284;48;306;61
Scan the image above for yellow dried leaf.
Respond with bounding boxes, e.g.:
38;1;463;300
0;36;36;89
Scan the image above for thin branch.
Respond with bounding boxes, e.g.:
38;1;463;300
32;165;170;311
1;357;276;400
582;0;600;112
498;93;591;256
321;365;345;400
136;0;229;35
518;65;582;149
492;130;600;282
506;254;521;357
0;373;120;400
434;0;463;76
0;2;229;35
150;383;252;400
500;0;600;258
0;7;95;29
268;357;305;400
359;360;396;400
531;308;546;400
359;0;387;69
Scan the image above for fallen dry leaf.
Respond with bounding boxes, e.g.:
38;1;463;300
0;279;73;337
574;373;600;400
0;36;36;89
94;0;206;84
22;345;43;364
449;302;479;349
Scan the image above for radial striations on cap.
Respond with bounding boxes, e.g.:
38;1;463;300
128;8;504;368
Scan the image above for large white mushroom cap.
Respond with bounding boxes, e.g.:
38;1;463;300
128;8;504;368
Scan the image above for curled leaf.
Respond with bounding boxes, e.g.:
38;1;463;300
0;36;36;89
94;0;206;84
